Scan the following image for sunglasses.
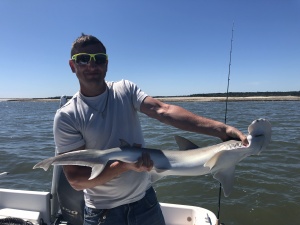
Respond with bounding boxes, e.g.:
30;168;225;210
71;53;108;65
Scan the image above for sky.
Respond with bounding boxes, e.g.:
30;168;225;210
0;0;299;98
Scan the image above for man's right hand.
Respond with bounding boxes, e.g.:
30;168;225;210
111;152;154;172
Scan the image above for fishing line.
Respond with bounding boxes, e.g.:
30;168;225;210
217;21;234;225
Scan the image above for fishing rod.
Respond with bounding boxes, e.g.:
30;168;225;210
217;21;234;225
224;22;234;124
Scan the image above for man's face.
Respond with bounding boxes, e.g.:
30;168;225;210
69;43;108;94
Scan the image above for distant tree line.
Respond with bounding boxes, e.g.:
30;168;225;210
188;91;300;98
155;91;300;98
43;96;72;100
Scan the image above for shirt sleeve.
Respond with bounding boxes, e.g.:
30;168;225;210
123;80;148;111
53;109;85;154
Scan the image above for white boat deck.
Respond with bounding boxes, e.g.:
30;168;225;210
0;188;217;225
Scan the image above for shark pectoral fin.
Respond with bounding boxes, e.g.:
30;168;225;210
213;166;236;197
89;164;106;180
205;150;245;197
149;171;165;183
149;167;169;182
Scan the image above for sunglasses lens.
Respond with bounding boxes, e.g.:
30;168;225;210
75;54;91;65
94;54;107;65
73;53;107;65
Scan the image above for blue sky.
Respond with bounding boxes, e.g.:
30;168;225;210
1;0;299;98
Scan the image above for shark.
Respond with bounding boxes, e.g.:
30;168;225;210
33;118;271;197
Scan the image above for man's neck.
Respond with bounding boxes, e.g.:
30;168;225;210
80;81;107;97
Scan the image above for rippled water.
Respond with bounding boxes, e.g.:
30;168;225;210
0;100;299;225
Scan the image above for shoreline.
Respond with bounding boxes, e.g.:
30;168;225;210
155;96;300;102
1;96;300;102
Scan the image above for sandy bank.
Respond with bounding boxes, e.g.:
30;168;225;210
0;98;59;102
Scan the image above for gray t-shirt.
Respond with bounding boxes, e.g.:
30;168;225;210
53;79;152;209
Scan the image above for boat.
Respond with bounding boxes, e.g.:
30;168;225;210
0;167;217;225
0;96;218;225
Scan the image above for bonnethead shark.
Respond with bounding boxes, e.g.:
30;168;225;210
33;118;271;197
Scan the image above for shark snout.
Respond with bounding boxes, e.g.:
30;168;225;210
248;119;271;136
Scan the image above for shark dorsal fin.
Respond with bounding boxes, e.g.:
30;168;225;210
119;139;131;147
174;135;199;150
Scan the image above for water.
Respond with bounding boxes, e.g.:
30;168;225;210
0;100;299;225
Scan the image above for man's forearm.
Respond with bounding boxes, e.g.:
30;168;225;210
164;105;226;134
141;96;248;145
63;162;129;191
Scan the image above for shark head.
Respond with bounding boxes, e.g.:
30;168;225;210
247;118;272;155
204;118;272;197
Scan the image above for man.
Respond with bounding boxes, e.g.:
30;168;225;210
54;34;248;225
